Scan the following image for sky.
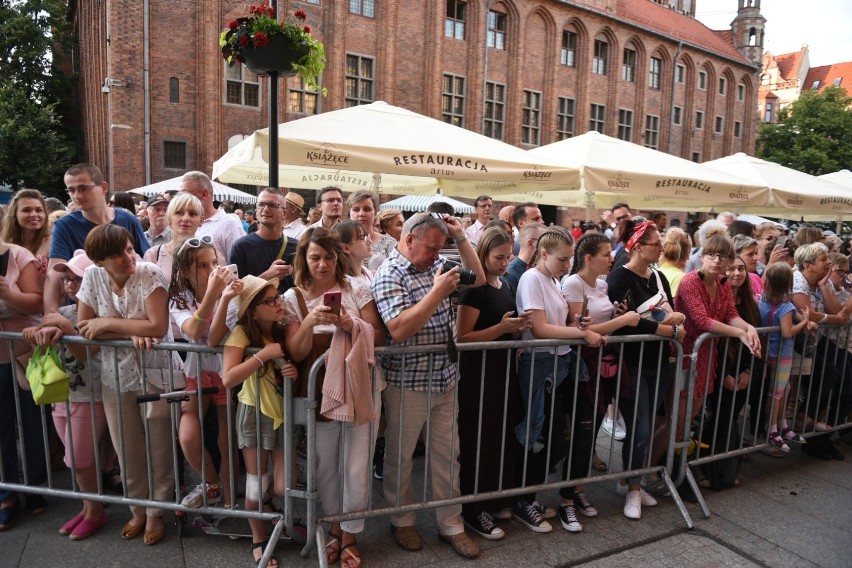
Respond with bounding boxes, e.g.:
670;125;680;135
694;0;852;66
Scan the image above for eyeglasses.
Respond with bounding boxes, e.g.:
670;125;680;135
834;268;849;276
63;275;83;287
615;214;630;222
256;201;283;211
66;184;97;195
176;235;214;256
477;204;492;209
322;197;343;204
643;241;661;247
361;235;372;244
258;295;283;308
703;252;724;261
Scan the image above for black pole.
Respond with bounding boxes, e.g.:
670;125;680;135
268;0;279;188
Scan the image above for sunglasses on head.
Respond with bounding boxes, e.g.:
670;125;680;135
176;235;214;256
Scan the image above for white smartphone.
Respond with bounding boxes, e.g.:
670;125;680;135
225;264;239;281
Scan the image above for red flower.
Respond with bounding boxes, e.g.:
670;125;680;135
239;34;249;46
303;25;311;34
249;4;257;15
228;20;238;30
294;9;307;20
254;31;269;48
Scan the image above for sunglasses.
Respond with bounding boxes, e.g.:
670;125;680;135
63;275;83;287
176;235;214;256
410;212;444;232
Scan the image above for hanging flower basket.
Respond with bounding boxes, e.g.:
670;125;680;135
241;35;310;76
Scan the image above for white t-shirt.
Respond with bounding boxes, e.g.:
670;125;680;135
170;291;238;378
561;273;614;324
198;209;246;262
516;267;571;355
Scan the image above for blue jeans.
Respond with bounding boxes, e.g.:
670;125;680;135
620;364;672;485
0;363;47;502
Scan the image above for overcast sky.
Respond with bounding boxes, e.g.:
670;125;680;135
694;0;852;67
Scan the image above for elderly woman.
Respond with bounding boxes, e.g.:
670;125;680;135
789;243;851;460
377;209;404;242
657;227;691;297
732;234;764;297
345;190;397;272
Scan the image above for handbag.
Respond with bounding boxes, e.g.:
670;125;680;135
26;344;71;404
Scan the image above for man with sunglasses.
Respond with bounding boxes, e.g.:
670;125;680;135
179;171;246;261
228;188;297;294
44;163;148;313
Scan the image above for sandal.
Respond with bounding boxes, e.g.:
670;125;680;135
340;542;362;568
592;452;608;472
325;529;342;564
252;540;279;567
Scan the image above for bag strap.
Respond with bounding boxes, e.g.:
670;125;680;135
651;269;671;307
293;287;310;319
275;236;289;262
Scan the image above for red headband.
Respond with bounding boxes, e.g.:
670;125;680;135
625;221;656;252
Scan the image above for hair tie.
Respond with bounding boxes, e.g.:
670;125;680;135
625;221;656;252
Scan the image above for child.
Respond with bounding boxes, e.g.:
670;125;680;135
23;250;109;540
220;275;296;568
759;263;817;452
168;236;235;509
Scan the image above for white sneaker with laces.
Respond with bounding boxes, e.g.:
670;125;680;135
623;490;642;519
616;483;658;506
602;417;616;438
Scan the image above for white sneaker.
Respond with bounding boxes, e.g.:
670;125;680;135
602;417;616;438
613;416;627;441
615;483;658;507
623;490;642;519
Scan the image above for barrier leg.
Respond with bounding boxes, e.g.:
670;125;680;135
682;466;710;519
659;467;694;529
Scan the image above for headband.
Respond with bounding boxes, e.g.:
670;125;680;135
625;221;656;252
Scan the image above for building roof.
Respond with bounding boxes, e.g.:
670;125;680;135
804;61;852;93
774;50;806;81
605;0;751;66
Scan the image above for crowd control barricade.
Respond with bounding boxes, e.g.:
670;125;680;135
302;334;693;566
677;323;852;519
0;331;296;568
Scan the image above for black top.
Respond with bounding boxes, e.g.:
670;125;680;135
228;232;298;294
458;281;516;340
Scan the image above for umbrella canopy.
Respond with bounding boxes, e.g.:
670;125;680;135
211;101;580;197
819;169;852;189
130;176;258;205
378;193;474;214
493;132;769;210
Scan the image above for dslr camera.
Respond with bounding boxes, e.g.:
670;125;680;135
441;260;477;286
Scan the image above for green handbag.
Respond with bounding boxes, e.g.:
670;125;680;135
26;345;71;405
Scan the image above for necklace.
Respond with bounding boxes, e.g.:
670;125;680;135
626;264;652;288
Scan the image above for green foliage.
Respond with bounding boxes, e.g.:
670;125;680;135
0;0;76;193
756;86;852;175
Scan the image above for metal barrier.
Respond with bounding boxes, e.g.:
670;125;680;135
678;323;852;519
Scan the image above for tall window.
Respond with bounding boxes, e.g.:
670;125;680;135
445;1;466;39
622;48;636;82
649;57;662;89
675;64;685;83
345;54;374;107
698;70;707;90
561;30;577;67
288;77;318;114
521;90;541;145
734;120;742;137
644;115;660;150
349;0;375;17
557;97;575;140
692;152;700;162
442;74;465;126
169;77;179;103
764;102;773;123
718;77;727;96
617;109;633;141
590;103;606;133
715;115;724;133
163;141;187;169
483;81;505;140
225;64;259;107
487;10;506;50
592;39;608;75
737;83;745;101
695;110;704;129
673;106;682;125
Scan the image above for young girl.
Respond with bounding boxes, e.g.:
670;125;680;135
332;220;374;284
169;237;236;509
23;250;108;540
759;263;815;452
221;275;295;568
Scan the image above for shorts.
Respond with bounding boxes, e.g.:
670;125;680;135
185;370;228;405
237;402;285;451
52;401;107;469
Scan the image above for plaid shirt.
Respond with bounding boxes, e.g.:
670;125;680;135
372;248;455;392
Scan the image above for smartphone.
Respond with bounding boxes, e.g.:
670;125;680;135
622;290;633;310
580;295;589;318
323;291;342;316
283;252;296;266
777;236;788;248
225;264;239;281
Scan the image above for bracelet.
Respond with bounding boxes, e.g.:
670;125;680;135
252;353;265;366
454;235;469;245
671;324;680;340
192;311;212;323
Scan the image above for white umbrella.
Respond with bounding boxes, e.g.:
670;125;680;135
818;169;852;189
379;192;474;214
130;176;258;205
211;101;580;197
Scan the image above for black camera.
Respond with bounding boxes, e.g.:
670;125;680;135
441;260;477;286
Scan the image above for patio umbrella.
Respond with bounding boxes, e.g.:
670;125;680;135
378;192;474;214
130;176;258;205
211;101;580;197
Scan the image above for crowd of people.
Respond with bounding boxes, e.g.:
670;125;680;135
1;167;851;567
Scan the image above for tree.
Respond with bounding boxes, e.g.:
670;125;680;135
756;86;852;176
0;0;76;194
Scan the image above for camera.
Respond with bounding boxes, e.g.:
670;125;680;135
441;260;477;286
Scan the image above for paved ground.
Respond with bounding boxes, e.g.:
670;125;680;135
2;436;851;568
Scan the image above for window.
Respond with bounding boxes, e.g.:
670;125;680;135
622;48;636;82
737;83;745;101
644;115;660;150
169;77;179;103
695;110;704;129
349;0;374;17
590;103;606;133
483;81;505;140
718;77;727;96
649;57;661;89
442;74;465;127
445;1;466;40
163;141;186;169
557;97;575;140
561;30;577;67
617;109;633;141
761;73;770;85
592;39;608;75
764;102;773;123
834;77;843;87
811;80;821;90
673;106;682;125
288;77;318;115
698;70;707;90
487;10;506;50
692;152;700;162
675;64;685;83
734;121;742;137
345;54;374;107
225;64;259;107
305;0;319;3
715;115;724;133
521;90;541;145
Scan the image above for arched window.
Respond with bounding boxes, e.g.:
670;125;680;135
748;27;757;46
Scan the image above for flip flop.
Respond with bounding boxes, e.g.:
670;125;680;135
340;542;362;568
325;529;342;564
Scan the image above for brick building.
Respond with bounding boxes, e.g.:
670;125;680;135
69;0;764;212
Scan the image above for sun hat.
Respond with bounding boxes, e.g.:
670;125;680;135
53;249;94;278
235;275;280;318
284;192;305;212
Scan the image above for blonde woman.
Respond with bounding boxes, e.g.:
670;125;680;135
657;227;691;297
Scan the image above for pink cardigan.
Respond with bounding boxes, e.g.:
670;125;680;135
321;316;377;424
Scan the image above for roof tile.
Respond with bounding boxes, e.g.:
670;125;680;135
804;61;852;93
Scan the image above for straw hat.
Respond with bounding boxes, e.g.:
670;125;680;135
284;192;305;212
53;249;94;278
235;275;280;318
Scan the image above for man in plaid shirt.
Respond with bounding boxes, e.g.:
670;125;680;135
372;212;484;558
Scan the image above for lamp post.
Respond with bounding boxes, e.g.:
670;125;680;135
268;0;280;188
